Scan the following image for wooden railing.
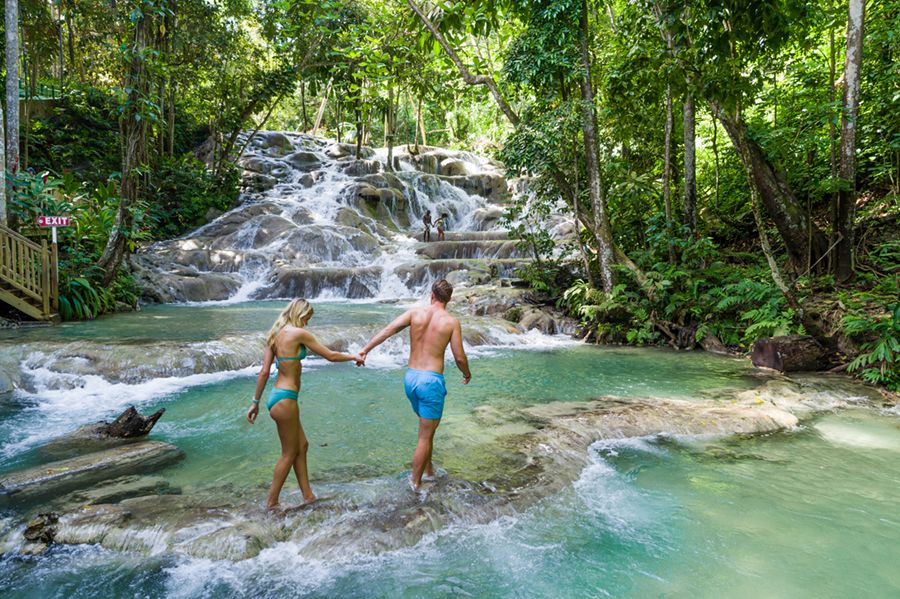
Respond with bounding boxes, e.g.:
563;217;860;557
0;224;58;320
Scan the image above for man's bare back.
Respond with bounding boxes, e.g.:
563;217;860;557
359;279;470;489
407;305;466;375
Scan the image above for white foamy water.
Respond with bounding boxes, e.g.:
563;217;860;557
0;365;260;459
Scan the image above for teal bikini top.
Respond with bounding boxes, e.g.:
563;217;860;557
275;344;307;367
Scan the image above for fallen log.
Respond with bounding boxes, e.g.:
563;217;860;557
751;335;829;372
0;441;184;504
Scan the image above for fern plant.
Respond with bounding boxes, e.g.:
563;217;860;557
844;303;900;390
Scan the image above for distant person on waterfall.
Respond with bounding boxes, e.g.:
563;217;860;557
435;213;449;241
359;279;471;490
247;298;364;509
423;210;433;242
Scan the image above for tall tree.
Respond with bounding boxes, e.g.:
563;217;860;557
98;2;153;284
5;0;19;171
662;82;676;262
683;91;696;232
834;0;865;283
578;0;614;292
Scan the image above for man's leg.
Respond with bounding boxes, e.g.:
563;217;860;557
411;417;440;489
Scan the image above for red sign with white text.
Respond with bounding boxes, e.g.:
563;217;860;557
38;216;70;227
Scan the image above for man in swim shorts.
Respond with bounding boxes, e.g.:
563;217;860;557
359;279;471;490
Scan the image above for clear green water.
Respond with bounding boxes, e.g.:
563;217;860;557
1;304;898;598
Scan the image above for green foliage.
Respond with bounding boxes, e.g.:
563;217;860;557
843;304;900;390
58;277;105;321
148;157;239;238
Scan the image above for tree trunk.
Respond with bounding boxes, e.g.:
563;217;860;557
312;79;331;135
300;80;309;131
167;87;175;156
683;91;696;233
571;132;597;288
663;82;676;262
6;0;20;172
57;1;65;93
407;0;519;126
578;0;614;293
417;96;427;147
710;101;828;270
386;85;395;172
66;10;75;71
354;103;363;158
712;108;720;210
834;0;865;283
98;11;150;285
828;8;837;271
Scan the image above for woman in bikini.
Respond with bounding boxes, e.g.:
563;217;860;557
247;298;363;509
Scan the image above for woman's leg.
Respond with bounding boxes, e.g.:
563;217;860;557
267;400;301;508
292;420;316;502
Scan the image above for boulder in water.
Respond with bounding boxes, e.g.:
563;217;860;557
284;150;322;171
325;143;375;159
441;173;509;203
751;335;829;372
342;159;382;176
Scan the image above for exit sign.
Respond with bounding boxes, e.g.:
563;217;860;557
38;216;71;227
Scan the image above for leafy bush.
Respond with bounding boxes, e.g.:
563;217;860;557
843;304;900;390
147;157;239;239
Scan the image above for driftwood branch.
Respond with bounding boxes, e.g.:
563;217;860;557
100;406;166;438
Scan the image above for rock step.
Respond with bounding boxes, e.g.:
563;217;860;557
415;240;529;261
440;231;514;242
0;441;184;504
395;259;529;288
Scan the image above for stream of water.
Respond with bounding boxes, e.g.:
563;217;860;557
0;302;898;598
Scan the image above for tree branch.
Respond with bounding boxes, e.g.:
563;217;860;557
407;0;519;126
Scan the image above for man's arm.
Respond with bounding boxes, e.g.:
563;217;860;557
449;318;471;384
360;309;414;359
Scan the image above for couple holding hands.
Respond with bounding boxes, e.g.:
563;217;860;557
246;279;471;509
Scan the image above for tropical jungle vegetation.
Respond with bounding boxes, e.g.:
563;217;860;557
0;0;896;387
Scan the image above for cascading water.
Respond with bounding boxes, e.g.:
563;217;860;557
132;132;542;304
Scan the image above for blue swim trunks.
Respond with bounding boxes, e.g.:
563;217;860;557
404;368;447;420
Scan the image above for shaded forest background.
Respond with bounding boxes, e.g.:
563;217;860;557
0;0;896;387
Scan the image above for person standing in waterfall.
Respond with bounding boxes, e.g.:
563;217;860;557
359;279;471;490
247;298;364;509
423;210;433;242
435;213;448;241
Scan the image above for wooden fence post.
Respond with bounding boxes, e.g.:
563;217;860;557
41;239;50;316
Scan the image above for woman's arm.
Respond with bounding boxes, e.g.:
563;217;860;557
301;330;363;364
247;346;274;424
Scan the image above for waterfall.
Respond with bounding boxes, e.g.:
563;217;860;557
131;133;559;303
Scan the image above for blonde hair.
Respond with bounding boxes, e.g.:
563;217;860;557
266;298;314;349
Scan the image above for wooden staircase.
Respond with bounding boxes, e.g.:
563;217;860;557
0;224;59;321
